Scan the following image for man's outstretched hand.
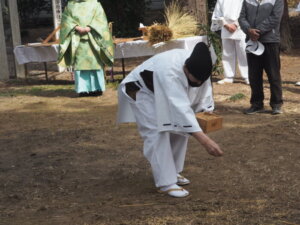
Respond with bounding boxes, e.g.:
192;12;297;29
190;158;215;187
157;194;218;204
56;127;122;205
202;138;223;157
192;131;224;157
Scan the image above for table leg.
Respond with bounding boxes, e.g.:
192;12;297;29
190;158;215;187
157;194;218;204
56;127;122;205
24;63;28;80
110;66;114;82
44;62;48;81
122;58;125;78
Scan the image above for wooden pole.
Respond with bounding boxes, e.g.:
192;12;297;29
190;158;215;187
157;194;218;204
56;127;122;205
52;0;64;73
280;0;292;52
0;0;9;80
176;0;208;26
8;0;25;78
188;0;208;26
42;25;61;44
52;0;62;40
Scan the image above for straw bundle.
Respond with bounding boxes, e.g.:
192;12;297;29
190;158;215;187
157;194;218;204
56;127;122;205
164;0;199;38
147;24;173;45
145;0;199;45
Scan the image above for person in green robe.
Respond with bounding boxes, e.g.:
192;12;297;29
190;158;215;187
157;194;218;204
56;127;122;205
58;0;114;97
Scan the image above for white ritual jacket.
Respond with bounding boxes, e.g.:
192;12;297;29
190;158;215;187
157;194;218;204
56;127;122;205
117;49;214;134
211;0;246;40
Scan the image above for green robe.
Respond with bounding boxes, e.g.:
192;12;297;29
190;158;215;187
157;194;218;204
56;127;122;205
58;0;114;70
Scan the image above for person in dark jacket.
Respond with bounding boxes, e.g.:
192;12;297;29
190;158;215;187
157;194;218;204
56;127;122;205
239;0;284;114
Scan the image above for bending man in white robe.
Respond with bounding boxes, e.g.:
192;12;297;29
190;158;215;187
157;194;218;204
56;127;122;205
211;0;249;84
117;43;223;198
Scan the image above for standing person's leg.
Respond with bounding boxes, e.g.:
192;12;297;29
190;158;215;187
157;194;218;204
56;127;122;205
74;70;90;97
218;39;236;84
170;133;190;185
130;90;177;187
89;70;105;96
128;89;189;197
75;70;105;96
244;53;264;114
170;133;189;174
263;43;283;114
235;39;249;83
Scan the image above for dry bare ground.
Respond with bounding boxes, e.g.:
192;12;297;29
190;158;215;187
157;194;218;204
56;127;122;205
1;17;300;225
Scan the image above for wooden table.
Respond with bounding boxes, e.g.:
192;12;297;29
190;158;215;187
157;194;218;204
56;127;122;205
14;36;216;80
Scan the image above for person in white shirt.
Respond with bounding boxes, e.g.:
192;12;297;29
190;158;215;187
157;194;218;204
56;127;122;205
117;43;223;198
211;0;249;84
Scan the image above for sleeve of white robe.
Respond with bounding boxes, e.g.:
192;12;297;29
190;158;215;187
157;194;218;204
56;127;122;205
190;79;215;113
211;0;225;32
153;63;203;134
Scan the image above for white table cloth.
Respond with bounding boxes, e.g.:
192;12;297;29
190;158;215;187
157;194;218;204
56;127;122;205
14;44;60;64
14;36;216;64
115;36;216;62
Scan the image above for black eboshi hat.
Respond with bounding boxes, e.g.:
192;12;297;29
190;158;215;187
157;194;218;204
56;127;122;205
185;42;212;82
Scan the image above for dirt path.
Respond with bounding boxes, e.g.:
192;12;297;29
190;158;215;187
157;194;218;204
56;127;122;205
0;47;300;225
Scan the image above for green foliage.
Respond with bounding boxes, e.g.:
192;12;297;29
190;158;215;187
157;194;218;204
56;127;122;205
1;4;8;16
288;0;299;8
199;0;222;76
0;85;74;97
106;81;120;90
17;0;52;27
199;24;223;76
16;0;149;35
100;0;151;37
207;0;217;21
228;93;246;102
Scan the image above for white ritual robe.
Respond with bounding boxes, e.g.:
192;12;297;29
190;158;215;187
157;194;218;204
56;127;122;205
211;0;248;79
211;0;245;40
117;49;214;187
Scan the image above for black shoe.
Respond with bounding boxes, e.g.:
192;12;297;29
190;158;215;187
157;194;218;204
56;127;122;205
272;106;283;115
244;106;264;115
89;91;103;96
78;92;89;97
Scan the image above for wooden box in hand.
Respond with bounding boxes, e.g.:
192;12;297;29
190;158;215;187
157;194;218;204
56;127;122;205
196;112;223;133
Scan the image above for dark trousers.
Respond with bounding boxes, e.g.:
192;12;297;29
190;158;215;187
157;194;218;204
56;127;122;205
247;43;283;108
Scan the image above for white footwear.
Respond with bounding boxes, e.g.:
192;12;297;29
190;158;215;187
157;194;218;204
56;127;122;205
177;174;190;186
295;81;300;86
217;78;233;84
158;184;189;198
244;78;250;85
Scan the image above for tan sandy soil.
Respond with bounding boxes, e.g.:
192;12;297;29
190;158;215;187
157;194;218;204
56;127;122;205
1;16;300;223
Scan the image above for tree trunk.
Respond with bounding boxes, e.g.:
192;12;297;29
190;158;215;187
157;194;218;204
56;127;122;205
187;0;208;25
166;0;208;25
280;0;292;52
8;0;25;78
0;0;10;80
